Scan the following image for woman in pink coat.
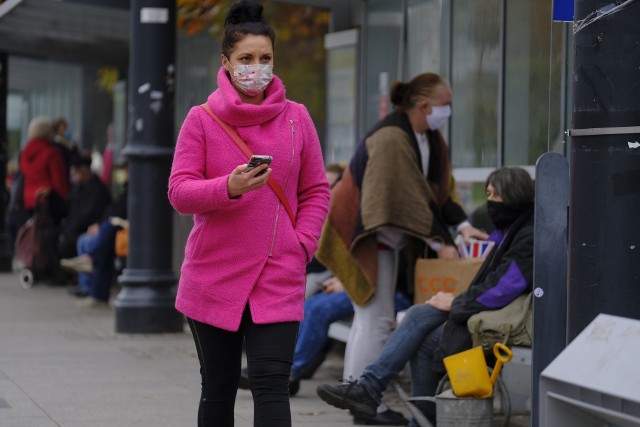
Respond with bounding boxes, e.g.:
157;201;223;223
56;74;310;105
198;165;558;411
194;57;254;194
167;1;329;425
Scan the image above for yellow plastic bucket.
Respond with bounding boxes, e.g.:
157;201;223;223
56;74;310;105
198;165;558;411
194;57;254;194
443;343;512;398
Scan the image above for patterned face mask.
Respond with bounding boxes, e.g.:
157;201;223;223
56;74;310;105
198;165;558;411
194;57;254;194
227;61;274;97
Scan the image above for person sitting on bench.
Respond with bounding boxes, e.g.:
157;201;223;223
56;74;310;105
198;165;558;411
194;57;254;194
316;166;535;426
62;163;128;306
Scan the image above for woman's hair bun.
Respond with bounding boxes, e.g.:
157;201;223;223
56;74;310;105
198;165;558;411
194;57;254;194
225;0;265;27
389;81;410;107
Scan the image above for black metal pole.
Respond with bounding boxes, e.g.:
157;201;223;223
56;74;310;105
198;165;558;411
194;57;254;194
114;1;183;333
0;53;13;271
568;0;640;340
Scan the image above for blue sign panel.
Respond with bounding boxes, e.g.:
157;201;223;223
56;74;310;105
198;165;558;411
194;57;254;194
553;0;574;21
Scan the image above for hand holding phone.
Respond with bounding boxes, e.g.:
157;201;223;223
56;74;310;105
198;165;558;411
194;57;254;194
227;155;272;198
246;155;273;176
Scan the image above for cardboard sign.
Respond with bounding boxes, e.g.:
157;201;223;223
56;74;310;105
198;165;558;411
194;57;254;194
414;258;483;304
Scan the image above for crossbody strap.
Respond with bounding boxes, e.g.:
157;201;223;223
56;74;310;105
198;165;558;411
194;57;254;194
199;104;296;227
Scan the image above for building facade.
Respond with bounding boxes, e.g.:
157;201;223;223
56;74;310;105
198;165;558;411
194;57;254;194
2;0;573;269
323;0;572;210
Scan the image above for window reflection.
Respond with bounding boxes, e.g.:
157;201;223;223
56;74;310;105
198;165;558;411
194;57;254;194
361;0;567;175
326;41;357;163
363;0;403;130
504;1;565;164
450;0;501;168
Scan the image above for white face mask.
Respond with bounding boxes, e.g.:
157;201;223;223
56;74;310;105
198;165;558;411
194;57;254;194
426;105;452;130
227;62;274;97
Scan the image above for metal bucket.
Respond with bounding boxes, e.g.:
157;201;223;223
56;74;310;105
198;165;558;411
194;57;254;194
442;343;513;398
435;389;493;427
394;344;513;427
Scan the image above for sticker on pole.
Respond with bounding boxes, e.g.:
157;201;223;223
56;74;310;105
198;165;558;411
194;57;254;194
140;7;169;24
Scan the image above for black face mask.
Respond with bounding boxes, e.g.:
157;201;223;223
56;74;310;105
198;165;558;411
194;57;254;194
487;201;523;230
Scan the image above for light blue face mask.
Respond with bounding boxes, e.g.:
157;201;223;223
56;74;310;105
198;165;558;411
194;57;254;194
227;61;274;96
426;105;452;130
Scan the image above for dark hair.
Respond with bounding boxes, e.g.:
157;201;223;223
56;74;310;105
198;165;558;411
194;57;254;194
70;154;92;169
222;0;276;59
389;73;448;112
485;167;535;207
53;118;68;132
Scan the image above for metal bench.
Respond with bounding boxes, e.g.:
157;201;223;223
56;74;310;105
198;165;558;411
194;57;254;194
327;319;352;343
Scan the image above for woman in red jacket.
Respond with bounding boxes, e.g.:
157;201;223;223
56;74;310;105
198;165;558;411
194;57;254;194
20;116;70;216
18;117;71;283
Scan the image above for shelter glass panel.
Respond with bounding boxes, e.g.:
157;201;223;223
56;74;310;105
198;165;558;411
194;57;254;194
504;0;565;165
406;0;442;78
450;0;501;168
326;44;357;164
363;0;403;131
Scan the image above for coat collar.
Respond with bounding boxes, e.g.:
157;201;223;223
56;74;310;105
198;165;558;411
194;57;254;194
207;66;287;127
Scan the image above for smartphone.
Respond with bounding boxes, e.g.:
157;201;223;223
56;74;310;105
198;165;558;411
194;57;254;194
246;155;273;176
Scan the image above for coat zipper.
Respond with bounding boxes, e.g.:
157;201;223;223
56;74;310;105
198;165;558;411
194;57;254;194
269;119;296;257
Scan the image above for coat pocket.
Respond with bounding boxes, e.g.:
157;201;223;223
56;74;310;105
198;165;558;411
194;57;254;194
185;220;206;259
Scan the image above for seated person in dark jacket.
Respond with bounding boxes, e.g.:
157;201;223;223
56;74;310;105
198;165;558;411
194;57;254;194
42;154;111;283
57;155;112;259
61;160;128;303
62;182;128;306
316;166;535;426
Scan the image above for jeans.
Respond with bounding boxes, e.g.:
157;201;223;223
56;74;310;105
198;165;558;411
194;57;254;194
291;290;353;379
359;304;448;423
188;306;299;427
291;290;413;381
76;221;117;302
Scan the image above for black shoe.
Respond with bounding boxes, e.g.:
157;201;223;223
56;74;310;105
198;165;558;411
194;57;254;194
44;271;69;286
67;286;89;298
289;377;300;397
353;408;409;426
317;381;378;419
238;367;250;390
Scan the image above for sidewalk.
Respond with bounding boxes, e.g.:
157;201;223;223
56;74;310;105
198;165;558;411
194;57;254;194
0;272;408;426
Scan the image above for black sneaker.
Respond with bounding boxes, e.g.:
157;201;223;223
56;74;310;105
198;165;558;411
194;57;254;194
67;286;89;298
289;377;300;396
316;381;377;419
353;408;409;426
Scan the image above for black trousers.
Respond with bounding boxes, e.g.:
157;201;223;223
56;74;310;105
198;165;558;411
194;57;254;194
187;306;299;427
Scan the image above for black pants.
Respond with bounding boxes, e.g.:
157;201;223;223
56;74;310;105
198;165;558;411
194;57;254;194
187;306;299;427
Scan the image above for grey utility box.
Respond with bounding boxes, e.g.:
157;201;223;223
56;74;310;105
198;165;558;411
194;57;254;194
539;313;640;426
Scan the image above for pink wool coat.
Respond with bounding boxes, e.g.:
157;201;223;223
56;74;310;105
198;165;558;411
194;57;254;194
168;67;330;331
